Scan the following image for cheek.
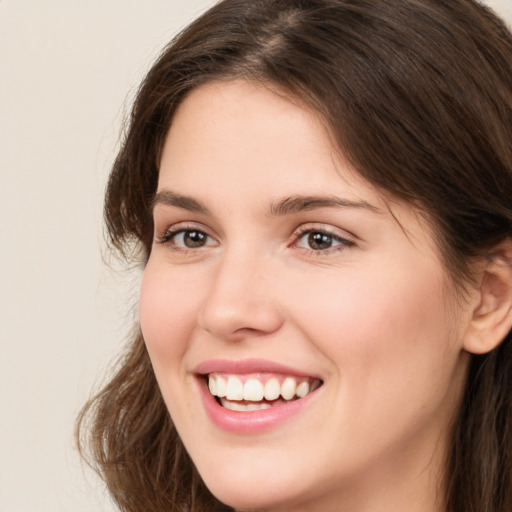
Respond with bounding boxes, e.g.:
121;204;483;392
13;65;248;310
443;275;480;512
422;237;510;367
139;263;200;363
289;260;458;399
291;262;446;342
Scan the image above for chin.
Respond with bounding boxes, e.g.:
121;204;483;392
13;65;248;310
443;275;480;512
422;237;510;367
203;479;294;512
193;451;308;511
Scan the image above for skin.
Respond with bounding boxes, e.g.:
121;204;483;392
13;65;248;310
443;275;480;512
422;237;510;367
139;80;476;512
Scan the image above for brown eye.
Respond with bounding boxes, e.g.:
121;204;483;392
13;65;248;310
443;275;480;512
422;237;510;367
182;230;207;248
307;232;334;250
158;228;217;249
295;228;353;253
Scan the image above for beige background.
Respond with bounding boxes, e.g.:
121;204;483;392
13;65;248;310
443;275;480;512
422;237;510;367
1;1;510;511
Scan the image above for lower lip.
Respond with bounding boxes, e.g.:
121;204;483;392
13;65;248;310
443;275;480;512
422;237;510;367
198;378;319;434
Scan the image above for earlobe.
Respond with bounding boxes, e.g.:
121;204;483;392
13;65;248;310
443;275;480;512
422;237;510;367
463;240;512;355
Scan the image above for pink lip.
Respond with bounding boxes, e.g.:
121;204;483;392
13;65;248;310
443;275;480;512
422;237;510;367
195;359;322;434
195;358;319;379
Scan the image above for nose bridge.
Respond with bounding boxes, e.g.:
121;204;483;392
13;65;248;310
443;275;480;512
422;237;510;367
199;242;283;340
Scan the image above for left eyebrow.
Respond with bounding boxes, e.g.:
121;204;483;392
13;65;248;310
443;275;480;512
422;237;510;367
267;195;382;216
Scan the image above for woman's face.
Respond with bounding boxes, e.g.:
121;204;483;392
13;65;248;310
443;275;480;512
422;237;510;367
140;80;472;512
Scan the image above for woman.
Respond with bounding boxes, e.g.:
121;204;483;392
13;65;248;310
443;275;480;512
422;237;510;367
77;1;512;511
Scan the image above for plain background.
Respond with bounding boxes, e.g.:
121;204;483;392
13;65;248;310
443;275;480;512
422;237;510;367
1;1;511;511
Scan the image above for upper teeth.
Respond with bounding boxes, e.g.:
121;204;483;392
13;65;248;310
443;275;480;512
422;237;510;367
208;374;317;402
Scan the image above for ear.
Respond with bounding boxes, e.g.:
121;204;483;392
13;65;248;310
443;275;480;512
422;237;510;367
463;239;512;355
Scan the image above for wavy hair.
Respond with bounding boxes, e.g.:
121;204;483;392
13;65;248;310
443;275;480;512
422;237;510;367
77;1;512;511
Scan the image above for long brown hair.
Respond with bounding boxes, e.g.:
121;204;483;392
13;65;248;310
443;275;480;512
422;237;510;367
77;1;512;511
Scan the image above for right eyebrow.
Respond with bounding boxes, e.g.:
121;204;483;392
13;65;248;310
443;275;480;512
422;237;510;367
151;190;211;215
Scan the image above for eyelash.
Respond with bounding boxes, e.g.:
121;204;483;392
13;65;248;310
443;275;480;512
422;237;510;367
155;224;354;255
155;224;216;252
292;227;355;255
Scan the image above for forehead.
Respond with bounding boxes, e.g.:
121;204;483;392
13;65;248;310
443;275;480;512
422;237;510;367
160;80;380;202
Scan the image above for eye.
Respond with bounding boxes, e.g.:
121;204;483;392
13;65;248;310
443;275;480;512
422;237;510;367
174;230;210;248
156;227;217;249
294;228;353;252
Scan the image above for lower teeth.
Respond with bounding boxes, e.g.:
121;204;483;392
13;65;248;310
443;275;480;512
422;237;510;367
220;398;290;412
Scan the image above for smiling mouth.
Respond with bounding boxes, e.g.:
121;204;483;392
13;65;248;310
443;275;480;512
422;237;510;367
206;373;323;412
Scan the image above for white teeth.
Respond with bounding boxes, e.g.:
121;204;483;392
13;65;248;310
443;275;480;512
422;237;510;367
216;376;227;398
221;399;272;412
296;381;310;398
207;374;319;403
226;376;244;400
243;379;264;401
264;378;281;400
280;377;296;400
208;377;217;395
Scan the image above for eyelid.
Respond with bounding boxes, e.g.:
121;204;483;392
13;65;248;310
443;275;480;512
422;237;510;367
291;224;356;252
154;222;218;246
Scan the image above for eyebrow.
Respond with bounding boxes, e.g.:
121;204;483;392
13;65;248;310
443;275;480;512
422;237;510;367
267;195;382;216
151;190;211;215
151;190;381;216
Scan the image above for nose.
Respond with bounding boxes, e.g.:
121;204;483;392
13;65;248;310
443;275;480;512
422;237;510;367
198;249;284;342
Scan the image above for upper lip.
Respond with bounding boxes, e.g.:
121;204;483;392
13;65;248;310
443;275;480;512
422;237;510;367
194;358;322;380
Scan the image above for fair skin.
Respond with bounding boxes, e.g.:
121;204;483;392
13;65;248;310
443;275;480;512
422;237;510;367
139;80;500;512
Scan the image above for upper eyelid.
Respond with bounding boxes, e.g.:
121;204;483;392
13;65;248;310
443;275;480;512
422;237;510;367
156;220;215;236
152;204;212;226
292;223;356;241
